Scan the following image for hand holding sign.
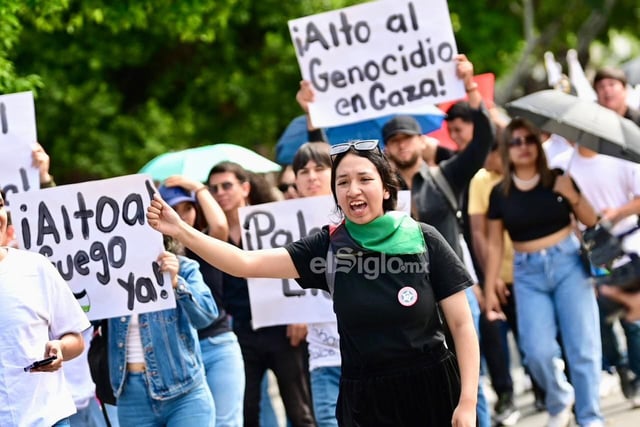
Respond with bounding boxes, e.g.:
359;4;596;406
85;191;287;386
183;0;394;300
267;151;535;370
288;0;465;128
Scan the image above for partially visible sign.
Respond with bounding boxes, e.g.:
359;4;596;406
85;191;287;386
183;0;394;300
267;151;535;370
10;174;175;320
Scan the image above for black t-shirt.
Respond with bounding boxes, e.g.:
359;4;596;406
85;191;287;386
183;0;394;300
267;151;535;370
285;222;472;372
487;171;576;242
412;106;494;258
220;238;252;322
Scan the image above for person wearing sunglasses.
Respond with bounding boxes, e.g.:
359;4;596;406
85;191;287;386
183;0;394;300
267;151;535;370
277;165;299;200
147;140;480;427
484;118;604;427
206;161;316;427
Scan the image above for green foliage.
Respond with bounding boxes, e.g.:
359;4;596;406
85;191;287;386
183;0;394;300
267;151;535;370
2;0;639;183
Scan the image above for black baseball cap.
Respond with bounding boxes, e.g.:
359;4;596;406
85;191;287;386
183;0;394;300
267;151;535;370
382;116;422;143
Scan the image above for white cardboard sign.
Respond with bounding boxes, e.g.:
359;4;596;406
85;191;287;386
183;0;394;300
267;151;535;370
288;0;464;127
9;174;175;320
0;92;40;202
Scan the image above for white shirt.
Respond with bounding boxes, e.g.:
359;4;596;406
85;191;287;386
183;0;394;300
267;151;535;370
0;248;91;427
550;150;640;253
62;328;96;410
543;134;574;165
307;321;341;371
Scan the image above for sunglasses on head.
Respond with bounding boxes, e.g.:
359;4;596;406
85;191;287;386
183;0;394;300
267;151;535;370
277;182;297;193
329;139;381;158
509;135;538;148
208;181;235;194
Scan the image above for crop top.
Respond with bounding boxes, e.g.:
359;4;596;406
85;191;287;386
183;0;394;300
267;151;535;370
487;171;577;242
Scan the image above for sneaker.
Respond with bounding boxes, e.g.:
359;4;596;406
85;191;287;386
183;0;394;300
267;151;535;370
493;393;521;426
533;387;546;413
546;399;574;427
599;370;619;398
617;366;636;399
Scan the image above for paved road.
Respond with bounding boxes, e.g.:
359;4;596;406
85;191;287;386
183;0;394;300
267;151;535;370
484;368;640;426
511;389;640;426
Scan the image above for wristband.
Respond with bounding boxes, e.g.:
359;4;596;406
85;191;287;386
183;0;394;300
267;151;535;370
195;186;208;195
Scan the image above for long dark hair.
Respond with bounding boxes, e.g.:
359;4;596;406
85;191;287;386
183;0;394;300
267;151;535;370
330;146;399;214
500;117;554;196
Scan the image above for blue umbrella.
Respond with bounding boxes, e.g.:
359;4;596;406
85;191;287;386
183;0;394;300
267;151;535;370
275;110;445;165
140;143;282;183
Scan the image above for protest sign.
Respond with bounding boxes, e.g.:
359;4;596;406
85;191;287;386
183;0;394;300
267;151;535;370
239;191;411;328
9;174;174;320
0;92;40;203
288;0;464;128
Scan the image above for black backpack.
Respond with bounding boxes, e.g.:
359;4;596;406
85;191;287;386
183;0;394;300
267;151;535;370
88;319;116;425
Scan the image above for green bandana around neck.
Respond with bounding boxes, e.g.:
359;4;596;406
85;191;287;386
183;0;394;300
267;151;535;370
344;211;425;255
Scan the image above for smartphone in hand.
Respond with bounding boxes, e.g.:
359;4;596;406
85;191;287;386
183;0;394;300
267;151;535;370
23;356;57;372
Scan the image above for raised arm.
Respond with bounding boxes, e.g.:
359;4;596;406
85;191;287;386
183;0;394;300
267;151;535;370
297;80;329;142
163;175;229;241
147;194;299;279
440;55;493;193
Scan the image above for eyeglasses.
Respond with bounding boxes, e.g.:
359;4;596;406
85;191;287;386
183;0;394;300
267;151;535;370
277;183;297;193
508;135;538;148
208;181;235;194
329;139;381;158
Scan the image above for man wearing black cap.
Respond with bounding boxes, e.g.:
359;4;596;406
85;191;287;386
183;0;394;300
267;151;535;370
382;60;493;259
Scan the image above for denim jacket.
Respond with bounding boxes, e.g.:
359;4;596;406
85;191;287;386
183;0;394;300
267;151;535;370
108;256;218;400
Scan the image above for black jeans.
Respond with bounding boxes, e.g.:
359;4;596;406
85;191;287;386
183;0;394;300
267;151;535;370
234;322;316;427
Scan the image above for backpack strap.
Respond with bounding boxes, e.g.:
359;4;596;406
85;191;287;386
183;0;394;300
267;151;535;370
429;166;461;222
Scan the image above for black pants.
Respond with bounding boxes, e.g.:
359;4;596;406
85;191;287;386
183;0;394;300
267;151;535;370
234;322;316;427
480;311;514;396
337;348;460;427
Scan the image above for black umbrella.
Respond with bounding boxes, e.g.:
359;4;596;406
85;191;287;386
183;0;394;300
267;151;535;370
505;90;640;164
622;57;640;86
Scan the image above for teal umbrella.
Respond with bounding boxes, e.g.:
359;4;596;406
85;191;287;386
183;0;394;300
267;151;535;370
139;143;282;183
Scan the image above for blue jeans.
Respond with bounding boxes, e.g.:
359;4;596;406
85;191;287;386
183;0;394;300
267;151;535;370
53;418;71;427
117;372;214;427
600;307;640;379
310;366;341;427
513;234;602;425
69;398;105;427
201;331;245;427
104;404;120;427
465;288;491;427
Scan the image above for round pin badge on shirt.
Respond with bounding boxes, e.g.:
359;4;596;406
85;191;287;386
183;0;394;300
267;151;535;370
397;286;418;307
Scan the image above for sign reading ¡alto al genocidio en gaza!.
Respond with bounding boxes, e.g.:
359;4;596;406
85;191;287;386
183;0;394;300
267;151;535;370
288;0;465;128
9;174;175;320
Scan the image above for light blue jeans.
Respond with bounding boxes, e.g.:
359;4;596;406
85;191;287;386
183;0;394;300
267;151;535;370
310;366;341;427
201;331;245;427
465;287;491;427
117;373;214;427
513;234;602;425
69;398;106;427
